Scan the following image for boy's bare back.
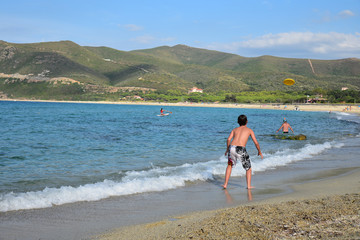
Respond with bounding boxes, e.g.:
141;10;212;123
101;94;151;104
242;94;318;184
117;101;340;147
227;126;254;147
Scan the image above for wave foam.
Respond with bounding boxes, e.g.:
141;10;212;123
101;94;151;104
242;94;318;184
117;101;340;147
334;111;360;124
0;141;341;212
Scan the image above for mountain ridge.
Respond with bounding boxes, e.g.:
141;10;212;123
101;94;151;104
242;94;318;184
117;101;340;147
1;40;359;96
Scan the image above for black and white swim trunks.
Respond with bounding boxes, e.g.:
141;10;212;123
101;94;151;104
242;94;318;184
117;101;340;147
227;145;251;170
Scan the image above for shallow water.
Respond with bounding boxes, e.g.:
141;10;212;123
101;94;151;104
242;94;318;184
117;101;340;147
0;101;359;212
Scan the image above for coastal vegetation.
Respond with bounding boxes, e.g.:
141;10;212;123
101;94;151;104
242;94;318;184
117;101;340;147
1;77;358;104
0;40;359;103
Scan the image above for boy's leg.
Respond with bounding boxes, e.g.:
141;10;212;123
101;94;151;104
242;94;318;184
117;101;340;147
246;168;254;189
222;164;232;189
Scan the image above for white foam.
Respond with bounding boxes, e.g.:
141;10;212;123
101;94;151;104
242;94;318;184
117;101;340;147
333;111;360;124
0;141;344;212
335;111;351;116
252;141;341;173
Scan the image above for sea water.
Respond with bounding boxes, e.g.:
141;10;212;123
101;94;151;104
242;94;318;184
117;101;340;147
0;101;359;212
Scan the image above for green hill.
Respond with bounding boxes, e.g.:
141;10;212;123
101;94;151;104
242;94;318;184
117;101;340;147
0;40;359;100
132;45;360;91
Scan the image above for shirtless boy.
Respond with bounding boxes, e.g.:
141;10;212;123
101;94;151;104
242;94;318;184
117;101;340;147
223;115;263;189
276;118;294;134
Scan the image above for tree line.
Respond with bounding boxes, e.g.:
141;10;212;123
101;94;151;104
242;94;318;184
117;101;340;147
1;78;359;103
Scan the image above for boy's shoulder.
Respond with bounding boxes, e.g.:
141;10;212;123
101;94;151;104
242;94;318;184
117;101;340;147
234;126;252;131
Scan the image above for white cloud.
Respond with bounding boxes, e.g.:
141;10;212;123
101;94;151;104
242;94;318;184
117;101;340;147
133;35;155;44
132;35;176;45
205;32;360;59
160;37;176;42
123;24;143;31
312;9;355;23
338;10;355;18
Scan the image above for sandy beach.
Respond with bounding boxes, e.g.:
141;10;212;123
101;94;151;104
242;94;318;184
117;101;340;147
118;101;360;114
94;169;360;240
1;98;360;114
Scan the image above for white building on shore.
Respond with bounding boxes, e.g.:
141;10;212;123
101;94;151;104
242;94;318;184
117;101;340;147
188;87;203;94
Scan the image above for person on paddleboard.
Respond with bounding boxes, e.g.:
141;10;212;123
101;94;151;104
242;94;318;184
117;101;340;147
160;108;171;116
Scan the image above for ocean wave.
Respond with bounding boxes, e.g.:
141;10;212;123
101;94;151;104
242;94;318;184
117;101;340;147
333;111;360;124
251;142;343;173
0;141;342;212
334;111;352;116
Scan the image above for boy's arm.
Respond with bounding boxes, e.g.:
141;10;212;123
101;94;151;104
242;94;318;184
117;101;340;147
250;130;263;159
276;124;283;132
225;130;234;155
289;125;294;133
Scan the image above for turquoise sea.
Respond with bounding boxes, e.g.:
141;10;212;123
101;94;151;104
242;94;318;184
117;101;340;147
1;101;359;213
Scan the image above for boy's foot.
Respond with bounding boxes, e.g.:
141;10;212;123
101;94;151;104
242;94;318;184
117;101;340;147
222;185;227;189
246;186;255;189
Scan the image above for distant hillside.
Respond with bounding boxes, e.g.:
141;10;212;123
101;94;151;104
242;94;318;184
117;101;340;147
0;40;359;99
132;44;360;91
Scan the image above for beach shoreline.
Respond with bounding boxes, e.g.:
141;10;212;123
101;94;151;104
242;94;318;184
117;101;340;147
85;100;359;240
1;99;359;240
1;98;360;114
93;169;360;240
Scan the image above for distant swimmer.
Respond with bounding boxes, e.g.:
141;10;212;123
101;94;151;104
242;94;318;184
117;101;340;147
276;118;294;134
159;108;171;116
223;114;263;190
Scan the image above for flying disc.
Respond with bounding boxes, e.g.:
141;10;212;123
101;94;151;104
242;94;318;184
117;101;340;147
283;78;295;86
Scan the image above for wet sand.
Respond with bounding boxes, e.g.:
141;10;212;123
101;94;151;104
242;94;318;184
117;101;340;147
94;170;360;240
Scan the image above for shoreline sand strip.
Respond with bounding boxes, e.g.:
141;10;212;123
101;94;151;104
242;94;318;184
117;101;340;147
93;170;360;240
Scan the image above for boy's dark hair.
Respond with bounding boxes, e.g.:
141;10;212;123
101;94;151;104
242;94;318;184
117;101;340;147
238;114;247;126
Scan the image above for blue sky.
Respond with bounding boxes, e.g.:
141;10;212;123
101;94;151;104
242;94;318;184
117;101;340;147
1;0;359;59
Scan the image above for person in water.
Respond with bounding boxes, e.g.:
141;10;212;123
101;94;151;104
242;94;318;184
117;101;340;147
160;108;167;115
160;108;172;116
276;118;294;134
223;114;263;189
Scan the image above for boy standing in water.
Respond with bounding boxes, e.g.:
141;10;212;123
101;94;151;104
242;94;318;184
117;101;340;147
223;114;263;189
